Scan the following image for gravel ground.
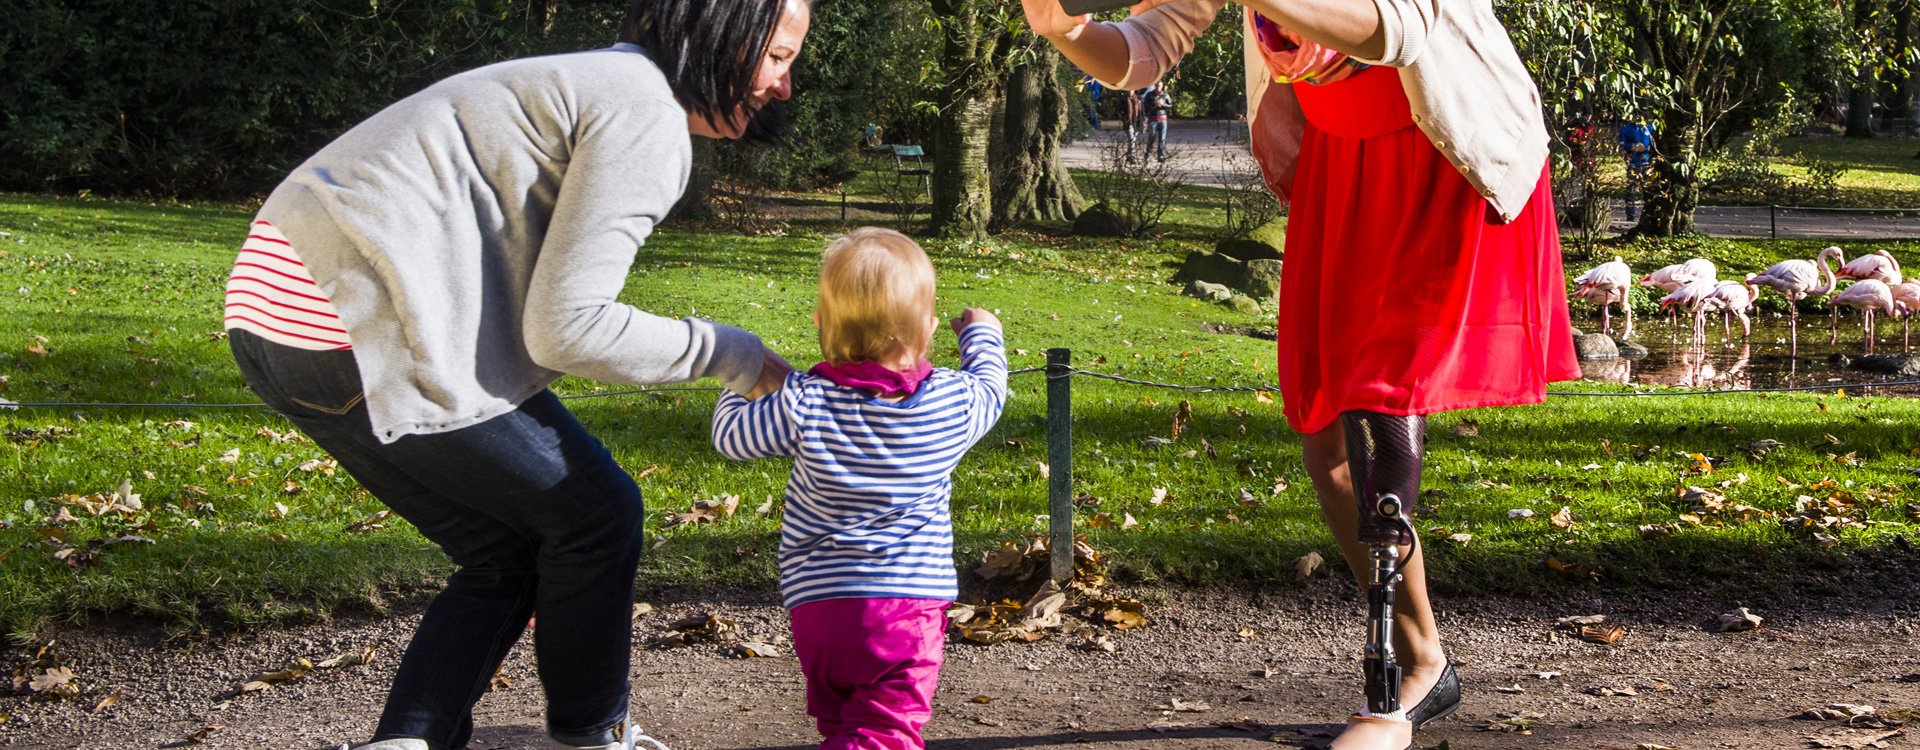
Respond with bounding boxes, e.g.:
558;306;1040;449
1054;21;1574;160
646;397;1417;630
5;568;1919;750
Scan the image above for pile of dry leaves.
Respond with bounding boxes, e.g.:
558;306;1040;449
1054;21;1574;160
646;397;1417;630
949;535;1148;652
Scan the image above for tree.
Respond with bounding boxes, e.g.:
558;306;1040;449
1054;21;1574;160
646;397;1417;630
1845;0;1879;137
927;0;1021;240
990;41;1083;229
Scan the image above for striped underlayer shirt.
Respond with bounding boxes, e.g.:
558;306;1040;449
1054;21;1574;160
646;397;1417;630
712;324;1009;609
223;221;352;350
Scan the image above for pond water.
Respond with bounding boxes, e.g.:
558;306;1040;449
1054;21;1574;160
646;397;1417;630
1576;312;1920;394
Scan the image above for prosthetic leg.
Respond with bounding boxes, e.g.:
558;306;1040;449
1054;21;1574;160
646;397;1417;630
1341;410;1426;719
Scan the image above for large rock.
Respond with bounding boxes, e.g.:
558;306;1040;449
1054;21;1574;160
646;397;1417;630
1226;295;1262;314
1174;251;1283;300
1072;202;1135;237
1852;353;1920;376
1575;332;1619;361
1616;340;1649;360
1243;259;1283;299
1214;217;1287;262
1184;280;1233;302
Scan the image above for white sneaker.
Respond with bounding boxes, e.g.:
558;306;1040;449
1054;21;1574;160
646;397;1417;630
350;740;430;750
551;717;672;750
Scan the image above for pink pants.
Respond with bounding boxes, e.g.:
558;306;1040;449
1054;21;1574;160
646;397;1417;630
790;598;948;750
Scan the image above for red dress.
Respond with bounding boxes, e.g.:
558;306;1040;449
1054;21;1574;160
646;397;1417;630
1268;65;1581;434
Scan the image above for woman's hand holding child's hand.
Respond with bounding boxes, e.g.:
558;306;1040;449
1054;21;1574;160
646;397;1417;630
745;346;794;401
949;308;1002;336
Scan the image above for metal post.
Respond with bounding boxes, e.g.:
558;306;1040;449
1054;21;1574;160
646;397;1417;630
1046;348;1074;585
1770;204;1777;240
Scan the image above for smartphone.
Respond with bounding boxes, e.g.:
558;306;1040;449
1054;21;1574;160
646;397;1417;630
1060;0;1135;15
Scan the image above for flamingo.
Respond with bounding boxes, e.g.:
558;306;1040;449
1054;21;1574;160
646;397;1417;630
1639;258;1717;332
1661;280;1717;347
1572;255;1633;339
1890;280;1920;352
1836;248;1902;286
1829;280;1903;353
1749;246;1843;350
1693;276;1759;343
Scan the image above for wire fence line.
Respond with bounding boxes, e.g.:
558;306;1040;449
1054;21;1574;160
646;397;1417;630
3;367;1919;412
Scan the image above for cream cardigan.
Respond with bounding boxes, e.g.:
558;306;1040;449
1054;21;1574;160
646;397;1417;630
1102;0;1549;222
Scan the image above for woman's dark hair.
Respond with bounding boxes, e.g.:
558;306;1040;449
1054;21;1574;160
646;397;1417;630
620;0;796;132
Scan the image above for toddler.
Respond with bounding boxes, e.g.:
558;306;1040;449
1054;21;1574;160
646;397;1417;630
712;227;1008;749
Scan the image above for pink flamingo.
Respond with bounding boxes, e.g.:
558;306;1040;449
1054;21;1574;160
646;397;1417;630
1829;280;1903;353
1639;258;1716;332
1693;276;1759;343
1890;280;1920;352
1661;280;1717;347
1836;248;1902;285
1572;255;1633;339
1749;246;1843;349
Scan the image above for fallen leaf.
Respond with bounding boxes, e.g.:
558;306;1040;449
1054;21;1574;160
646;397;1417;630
1171;400;1193;442
1157;698;1212;713
1507;508;1535;520
343;510;392;534
1486;713;1541;734
1550;506;1574;530
1294;551;1324;580
1580;623;1627;644
1149;487;1168;505
217;448;240;463
178;724;224;745
28;667;80;697
1715;607;1763;633
90;692;121;713
1036;460;1051;480
1494;684;1525;694
725;641;785;658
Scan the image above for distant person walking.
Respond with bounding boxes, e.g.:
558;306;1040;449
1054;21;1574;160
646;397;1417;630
1123;82;1144;160
1082;74;1105;129
1618;120;1654;221
1141;83;1173;161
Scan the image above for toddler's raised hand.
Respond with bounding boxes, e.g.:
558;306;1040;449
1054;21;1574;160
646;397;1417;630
950;308;1002;336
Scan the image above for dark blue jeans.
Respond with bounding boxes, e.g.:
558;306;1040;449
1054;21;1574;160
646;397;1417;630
228;330;641;749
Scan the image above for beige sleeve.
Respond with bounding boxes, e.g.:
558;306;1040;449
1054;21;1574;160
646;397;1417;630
1352;0;1441;67
1106;0;1229;89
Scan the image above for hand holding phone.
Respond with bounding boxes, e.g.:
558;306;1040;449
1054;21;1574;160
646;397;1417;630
1059;0;1135;14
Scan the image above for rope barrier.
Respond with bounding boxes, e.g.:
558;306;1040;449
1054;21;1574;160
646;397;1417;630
4;366;1917;411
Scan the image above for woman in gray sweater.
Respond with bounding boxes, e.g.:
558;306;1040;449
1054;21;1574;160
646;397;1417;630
222;1;809;748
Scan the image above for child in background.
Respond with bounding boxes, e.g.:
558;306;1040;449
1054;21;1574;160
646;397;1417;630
711;226;1008;750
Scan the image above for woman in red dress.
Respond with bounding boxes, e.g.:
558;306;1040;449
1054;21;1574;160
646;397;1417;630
1025;1;1580;748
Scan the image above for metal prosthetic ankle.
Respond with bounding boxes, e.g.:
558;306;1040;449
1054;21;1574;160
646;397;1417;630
1340;410;1425;718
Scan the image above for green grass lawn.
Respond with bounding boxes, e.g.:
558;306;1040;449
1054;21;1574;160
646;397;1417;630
1775;135;1920;208
1;192;1917;646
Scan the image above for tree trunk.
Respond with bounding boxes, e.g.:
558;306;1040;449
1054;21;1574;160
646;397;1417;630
1846;0;1878;137
928;3;1008;240
991;45;1083;229
1894;0;1916;120
1634;101;1701;237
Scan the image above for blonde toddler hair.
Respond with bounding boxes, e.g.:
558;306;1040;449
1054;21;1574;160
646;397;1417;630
817;227;936;364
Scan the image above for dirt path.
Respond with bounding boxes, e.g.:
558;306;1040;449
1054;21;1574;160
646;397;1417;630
5;575;1919;749
1064;119;1920;240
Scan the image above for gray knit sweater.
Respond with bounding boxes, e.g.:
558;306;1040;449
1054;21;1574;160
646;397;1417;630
258;44;763;443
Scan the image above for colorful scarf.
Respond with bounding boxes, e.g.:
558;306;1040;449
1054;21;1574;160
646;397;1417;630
809;359;934;397
1250;12;1366;86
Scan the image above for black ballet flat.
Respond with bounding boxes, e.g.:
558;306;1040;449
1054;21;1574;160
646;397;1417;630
1407;662;1461;730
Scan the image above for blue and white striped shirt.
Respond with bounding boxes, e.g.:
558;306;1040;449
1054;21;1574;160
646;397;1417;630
712;324;1009;609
